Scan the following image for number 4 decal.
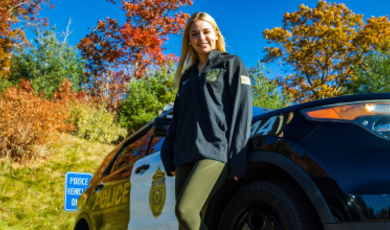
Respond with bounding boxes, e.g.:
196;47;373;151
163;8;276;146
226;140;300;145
250;120;262;137
251;115;284;137
256;116;277;135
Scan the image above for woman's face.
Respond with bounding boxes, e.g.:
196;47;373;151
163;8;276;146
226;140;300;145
189;20;218;56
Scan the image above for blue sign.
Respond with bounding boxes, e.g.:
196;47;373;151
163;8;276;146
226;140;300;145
64;171;93;211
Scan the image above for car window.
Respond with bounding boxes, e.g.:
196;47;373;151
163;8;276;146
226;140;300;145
111;132;150;173
148;136;166;154
90;145;122;184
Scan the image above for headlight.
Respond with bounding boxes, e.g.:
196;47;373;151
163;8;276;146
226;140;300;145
302;100;390;139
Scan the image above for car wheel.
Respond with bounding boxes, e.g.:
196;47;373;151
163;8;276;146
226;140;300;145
74;219;89;230
218;180;323;230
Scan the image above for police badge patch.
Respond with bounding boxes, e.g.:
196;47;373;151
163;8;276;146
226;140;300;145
149;167;166;218
206;68;220;82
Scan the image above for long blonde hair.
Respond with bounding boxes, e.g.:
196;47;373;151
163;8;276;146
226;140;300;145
174;12;226;88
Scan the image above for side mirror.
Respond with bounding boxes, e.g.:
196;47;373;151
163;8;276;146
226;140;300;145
152;110;172;136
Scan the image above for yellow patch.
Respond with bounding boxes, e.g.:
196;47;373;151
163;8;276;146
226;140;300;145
240;75;251;85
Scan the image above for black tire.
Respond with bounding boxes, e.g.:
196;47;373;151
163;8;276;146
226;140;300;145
74;219;89;230
218;180;323;230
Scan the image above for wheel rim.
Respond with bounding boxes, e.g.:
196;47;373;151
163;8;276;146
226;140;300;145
231;203;284;230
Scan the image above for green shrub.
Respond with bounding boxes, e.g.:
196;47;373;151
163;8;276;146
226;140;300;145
119;64;176;133
0;77;13;93
69;103;127;144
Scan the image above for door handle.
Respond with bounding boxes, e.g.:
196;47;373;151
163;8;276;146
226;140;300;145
95;182;104;191
135;164;150;174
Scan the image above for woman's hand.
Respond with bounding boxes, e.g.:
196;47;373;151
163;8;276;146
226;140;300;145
171;171;176;176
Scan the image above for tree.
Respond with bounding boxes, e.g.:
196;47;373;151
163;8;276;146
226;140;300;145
119;62;176;133
342;50;390;94
0;0;54;78
262;1;390;102
249;61;292;109
10;25;86;98
78;0;192;109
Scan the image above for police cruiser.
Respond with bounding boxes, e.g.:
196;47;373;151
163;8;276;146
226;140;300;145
74;93;390;230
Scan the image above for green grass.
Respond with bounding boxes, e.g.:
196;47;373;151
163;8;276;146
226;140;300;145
0;134;114;230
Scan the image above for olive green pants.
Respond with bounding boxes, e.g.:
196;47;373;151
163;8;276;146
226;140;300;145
175;159;228;230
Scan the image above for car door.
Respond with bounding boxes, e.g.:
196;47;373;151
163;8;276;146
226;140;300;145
91;129;151;230
127;133;178;230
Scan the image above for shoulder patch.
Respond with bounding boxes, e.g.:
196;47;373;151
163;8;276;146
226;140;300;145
240;75;251;85
206;68;220;82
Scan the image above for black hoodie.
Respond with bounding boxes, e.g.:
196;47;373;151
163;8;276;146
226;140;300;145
161;49;252;177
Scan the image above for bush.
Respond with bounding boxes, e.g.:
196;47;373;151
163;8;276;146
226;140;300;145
0;79;75;163
69;103;127;144
119;64;176;133
0;77;13;93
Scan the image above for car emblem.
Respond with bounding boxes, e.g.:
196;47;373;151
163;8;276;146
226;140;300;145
206;68;220;82
149;167;167;218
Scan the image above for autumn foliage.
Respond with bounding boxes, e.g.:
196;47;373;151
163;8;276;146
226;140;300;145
78;0;192;110
0;0;54;78
262;1;390;102
53;79;89;102
0;79;75;163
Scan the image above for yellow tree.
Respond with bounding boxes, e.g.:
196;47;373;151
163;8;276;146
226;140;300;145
262;1;390;102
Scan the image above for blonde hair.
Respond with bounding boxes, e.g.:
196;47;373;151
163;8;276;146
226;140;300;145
174;12;226;88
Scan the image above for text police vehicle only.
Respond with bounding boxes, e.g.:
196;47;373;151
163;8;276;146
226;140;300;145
64;172;93;211
74;93;390;230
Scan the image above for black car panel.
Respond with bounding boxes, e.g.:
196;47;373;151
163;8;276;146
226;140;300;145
299;121;390;194
248;151;335;224
245;95;390;224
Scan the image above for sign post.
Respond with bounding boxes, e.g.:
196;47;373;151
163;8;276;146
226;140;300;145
64;171;93;211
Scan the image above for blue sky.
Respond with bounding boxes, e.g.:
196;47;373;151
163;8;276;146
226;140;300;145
28;0;390;79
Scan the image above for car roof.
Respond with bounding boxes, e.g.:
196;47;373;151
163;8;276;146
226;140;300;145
159;106;271;120
253;106;271;117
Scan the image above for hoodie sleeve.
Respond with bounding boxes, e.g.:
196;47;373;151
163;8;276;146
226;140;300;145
227;56;253;178
160;89;181;176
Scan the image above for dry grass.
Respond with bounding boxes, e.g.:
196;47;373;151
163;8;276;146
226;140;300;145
0;133;114;230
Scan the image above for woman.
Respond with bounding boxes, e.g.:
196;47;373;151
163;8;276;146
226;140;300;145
161;12;252;230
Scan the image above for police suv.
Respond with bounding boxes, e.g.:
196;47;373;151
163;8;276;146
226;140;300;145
74;93;390;230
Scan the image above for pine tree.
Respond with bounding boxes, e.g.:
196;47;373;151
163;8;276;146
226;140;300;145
10;24;86;98
250;61;292;109
343;50;390;94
